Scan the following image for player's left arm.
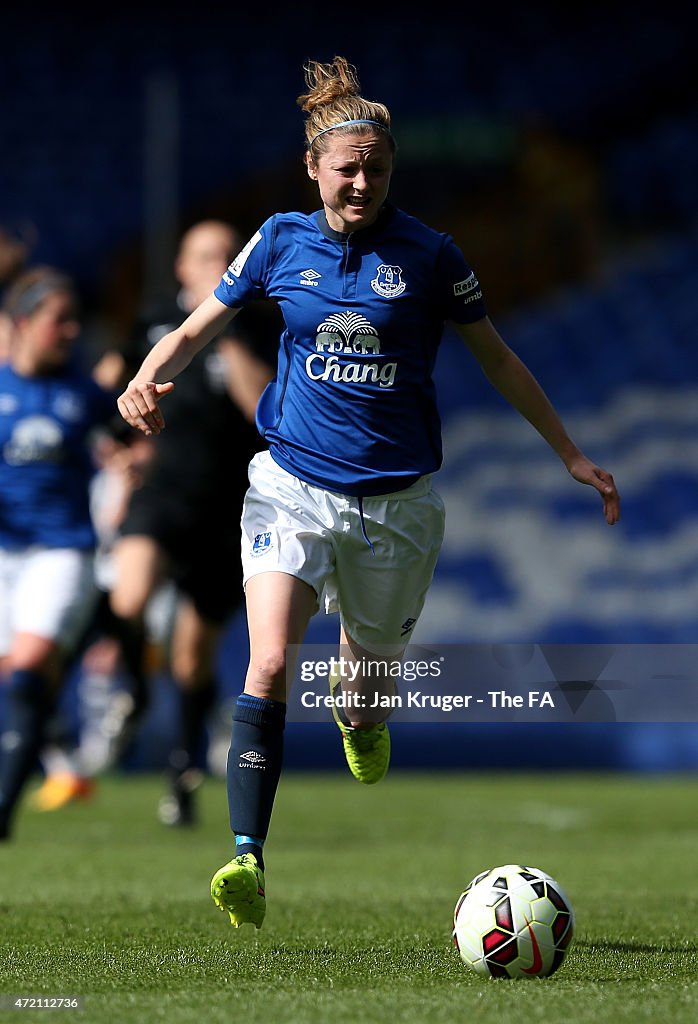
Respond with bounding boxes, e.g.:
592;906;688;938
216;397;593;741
455;316;620;525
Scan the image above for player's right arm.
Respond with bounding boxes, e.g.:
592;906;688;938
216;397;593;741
117;294;240;435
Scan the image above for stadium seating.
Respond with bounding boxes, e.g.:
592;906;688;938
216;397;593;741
425;230;698;645
3;7;696;770
1;6;694;288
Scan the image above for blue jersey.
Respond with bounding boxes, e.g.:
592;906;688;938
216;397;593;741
214;204;487;496
0;362;116;549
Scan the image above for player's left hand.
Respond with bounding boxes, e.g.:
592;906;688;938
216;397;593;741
566;455;620;525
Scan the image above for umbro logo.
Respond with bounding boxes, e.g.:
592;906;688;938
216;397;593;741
239;750;267;769
300;268;321;286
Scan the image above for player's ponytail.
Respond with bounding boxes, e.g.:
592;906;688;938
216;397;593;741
298;56;395;156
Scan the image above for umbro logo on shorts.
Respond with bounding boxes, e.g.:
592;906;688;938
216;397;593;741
401;617;417;637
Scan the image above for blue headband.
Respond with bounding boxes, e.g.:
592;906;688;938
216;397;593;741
11;276;74;319
309;118;389;145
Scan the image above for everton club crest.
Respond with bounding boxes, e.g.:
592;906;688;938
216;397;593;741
370;264;406;298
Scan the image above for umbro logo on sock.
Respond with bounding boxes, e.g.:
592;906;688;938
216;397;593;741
239;750;267;769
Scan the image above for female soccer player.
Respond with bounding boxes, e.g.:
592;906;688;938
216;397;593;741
0;267;117;839
117;57;620;928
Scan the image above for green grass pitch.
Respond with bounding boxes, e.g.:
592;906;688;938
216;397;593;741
0;770;696;1023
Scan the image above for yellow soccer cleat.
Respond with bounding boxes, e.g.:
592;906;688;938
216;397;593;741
329;664;391;784
336;721;391;785
210;853;266;929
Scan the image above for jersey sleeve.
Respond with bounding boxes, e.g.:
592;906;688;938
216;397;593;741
436;236;488;324
214;217;274;308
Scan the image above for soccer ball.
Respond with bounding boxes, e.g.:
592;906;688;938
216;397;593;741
452;863;575;979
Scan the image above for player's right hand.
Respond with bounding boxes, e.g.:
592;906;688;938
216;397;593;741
117;380;175;435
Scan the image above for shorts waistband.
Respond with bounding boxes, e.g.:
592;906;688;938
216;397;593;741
257;451;434;502
361;474;433;501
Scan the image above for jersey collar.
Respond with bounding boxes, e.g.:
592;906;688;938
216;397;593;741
314;203;395;243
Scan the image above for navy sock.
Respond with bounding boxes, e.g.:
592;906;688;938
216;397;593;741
169;677;217;776
109;612;149;717
0;669;49;833
227;694;286;870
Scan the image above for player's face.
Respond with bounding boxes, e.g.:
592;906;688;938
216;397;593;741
307;133;393;233
20;291;80;370
175;225;238;308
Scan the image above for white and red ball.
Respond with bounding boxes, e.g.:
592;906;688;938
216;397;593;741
453;864;575;979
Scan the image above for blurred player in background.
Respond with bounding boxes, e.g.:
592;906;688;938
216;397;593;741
109;220;275;826
27;423;155;811
118;58;620;927
0;267;118;839
0;226;31;361
1;230;155;814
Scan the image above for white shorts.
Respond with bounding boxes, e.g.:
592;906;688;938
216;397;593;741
241;451;445;652
0;546;99;657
